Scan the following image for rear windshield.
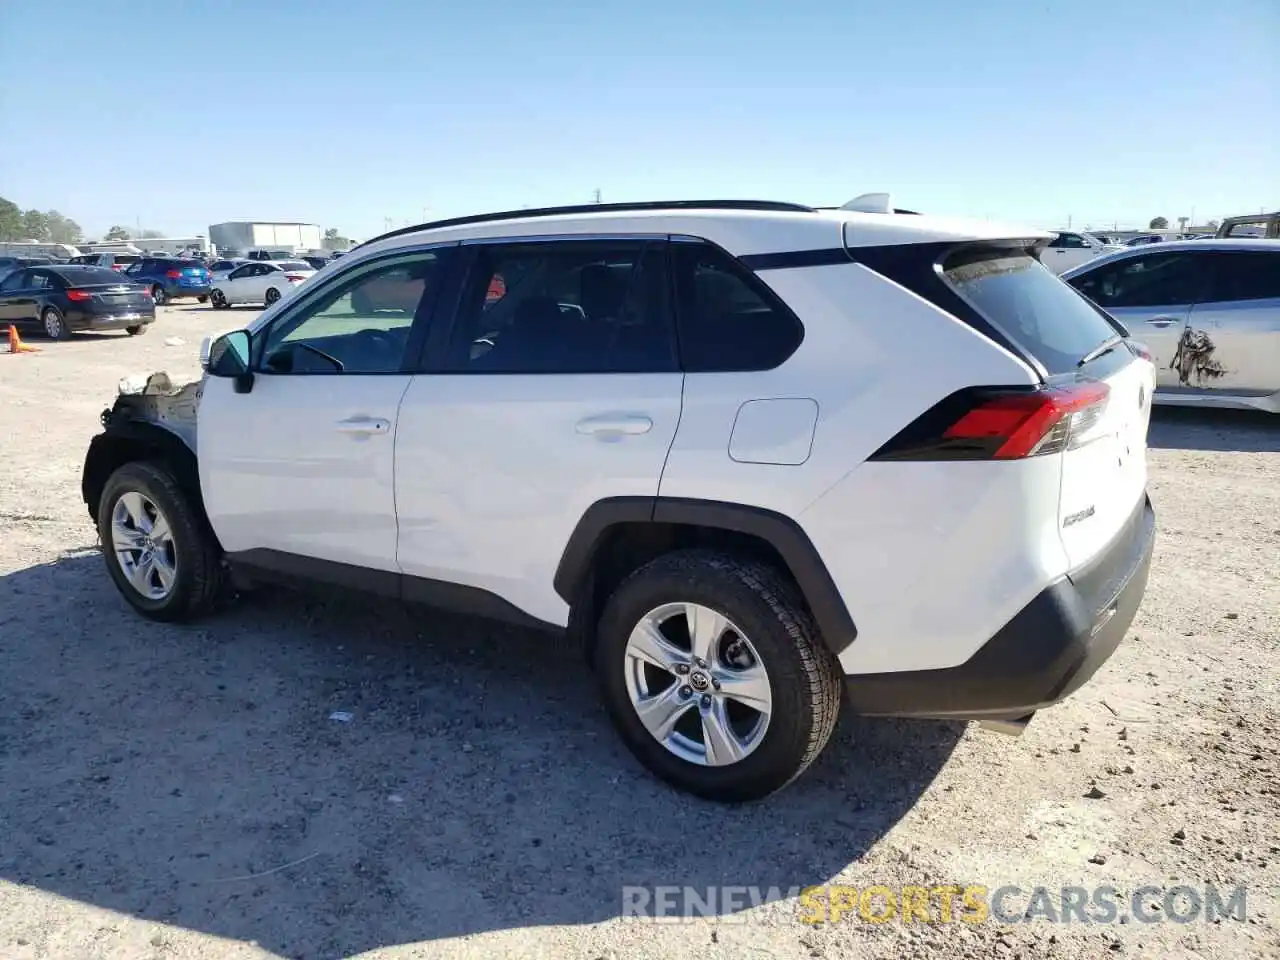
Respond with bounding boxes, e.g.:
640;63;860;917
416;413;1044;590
52;266;127;284
943;251;1121;375
275;261;312;271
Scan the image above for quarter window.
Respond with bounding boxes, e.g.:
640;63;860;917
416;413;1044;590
448;240;675;373
257;252;446;375
671;242;803;372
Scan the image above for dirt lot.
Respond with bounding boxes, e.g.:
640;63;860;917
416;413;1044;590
1;303;1277;960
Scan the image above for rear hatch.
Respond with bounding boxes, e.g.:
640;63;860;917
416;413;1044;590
942;247;1156;570
175;262;210;287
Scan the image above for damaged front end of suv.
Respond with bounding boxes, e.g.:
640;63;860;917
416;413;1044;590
81;370;206;527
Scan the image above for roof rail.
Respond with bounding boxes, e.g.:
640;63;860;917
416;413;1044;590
354;199;815;249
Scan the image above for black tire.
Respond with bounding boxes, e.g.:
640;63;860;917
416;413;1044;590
42;307;71;340
197;295;208;303
97;461;224;622
125;324;147;336
265;287;281;305
210;289;228;310
151;285;166;306
595;549;842;802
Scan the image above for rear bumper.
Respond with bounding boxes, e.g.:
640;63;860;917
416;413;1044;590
163;283;211;298
843;493;1155;721
67;309;155;331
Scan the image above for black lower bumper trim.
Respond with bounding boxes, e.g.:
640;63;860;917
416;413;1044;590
844;494;1155;721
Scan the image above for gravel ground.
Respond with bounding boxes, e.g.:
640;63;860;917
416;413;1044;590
1;303;1277;960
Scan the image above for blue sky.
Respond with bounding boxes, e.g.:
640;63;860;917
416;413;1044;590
1;0;1275;241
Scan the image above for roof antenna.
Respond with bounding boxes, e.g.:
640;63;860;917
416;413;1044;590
840;193;894;214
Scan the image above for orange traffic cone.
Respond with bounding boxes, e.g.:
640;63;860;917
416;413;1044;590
8;324;39;354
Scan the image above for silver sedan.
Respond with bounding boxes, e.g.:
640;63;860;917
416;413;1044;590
1063;239;1280;413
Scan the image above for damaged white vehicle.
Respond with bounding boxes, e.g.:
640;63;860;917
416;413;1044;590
82;199;1158;802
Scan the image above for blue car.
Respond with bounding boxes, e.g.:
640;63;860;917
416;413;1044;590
121;256;211;305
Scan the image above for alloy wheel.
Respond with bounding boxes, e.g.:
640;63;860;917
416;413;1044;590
110;491;178;600
43;310;63;338
623;602;773;766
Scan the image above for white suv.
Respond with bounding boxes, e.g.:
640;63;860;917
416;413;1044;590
82;198;1157;802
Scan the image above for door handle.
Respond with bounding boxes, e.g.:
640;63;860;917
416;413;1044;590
575;414;653;437
1146;317;1179;327
335;416;391;435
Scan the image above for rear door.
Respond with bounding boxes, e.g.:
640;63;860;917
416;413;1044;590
1066;250;1210;390
943;251;1155;570
393;237;682;626
1186;249;1280;394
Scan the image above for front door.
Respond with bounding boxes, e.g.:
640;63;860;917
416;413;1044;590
1043;232;1093;274
198;247;453;575
1184;249;1280;395
1068;249;1211;390
394;237;683;626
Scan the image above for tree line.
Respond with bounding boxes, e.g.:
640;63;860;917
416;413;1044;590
0;195;83;244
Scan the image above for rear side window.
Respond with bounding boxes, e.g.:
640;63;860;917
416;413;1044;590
448;239;676;374
1068;252;1208;308
944;251;1120;375
671;242;803;372
1204;251;1280;302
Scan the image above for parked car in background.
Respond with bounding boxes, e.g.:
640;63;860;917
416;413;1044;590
210;260;315;308
0;264;154;339
68;252;143;272
247;249;295;261
0;255;54;280
1215;212;1280;239
298;255;330;271
1064;238;1280;413
209;258;251;284
1039;231;1124;274
122;257;212;305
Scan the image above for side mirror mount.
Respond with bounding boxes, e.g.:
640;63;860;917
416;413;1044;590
205;329;255;394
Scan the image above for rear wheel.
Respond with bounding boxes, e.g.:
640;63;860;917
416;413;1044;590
98;461;224;622
197;295;208;303
42;307;71;340
265;287;281;306
151;285;166;306
595;549;842;802
125;324;147;336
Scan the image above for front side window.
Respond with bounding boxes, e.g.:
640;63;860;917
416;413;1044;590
448;239;675;374
1068;252;1208;308
1203;251;1280;302
671;242;803;372
1052;233;1087;249
257;251;445;375
0;270;27;292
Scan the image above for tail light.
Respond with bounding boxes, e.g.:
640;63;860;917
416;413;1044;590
65;289;93;302
871;382;1111;461
166;269;181;278
285;274;305;282
111;263;124;271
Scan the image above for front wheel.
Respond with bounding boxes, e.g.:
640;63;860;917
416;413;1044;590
210;289;228;309
595;550;842;802
98;461;224;622
264;287;281;306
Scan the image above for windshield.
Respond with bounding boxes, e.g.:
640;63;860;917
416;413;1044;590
943;251;1122;375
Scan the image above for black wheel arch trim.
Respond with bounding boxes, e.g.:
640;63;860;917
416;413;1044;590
554;496;857;655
